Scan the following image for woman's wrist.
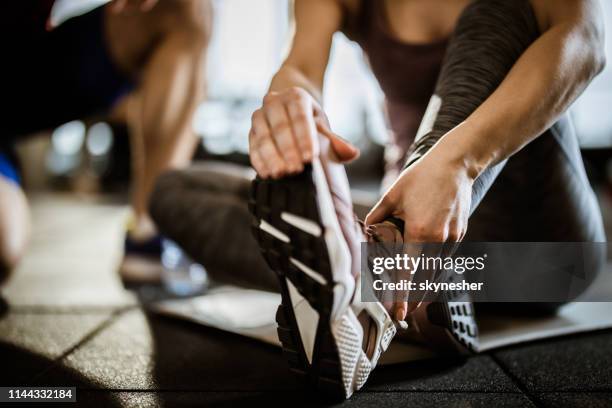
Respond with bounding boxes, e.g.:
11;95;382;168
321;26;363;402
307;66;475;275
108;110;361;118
433;120;498;180
269;66;323;102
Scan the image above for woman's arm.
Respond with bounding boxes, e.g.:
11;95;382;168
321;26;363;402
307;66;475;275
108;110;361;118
368;0;606;235
269;0;342;99
438;0;606;179
366;0;605;321
249;0;359;179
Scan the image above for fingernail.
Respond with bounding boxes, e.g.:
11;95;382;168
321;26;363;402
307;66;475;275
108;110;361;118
293;160;303;171
395;304;406;321
396;320;409;330
303;151;312;161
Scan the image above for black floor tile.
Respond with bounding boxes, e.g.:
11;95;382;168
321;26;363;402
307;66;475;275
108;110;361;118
74;390;535;408
0;312;112;385
36;309;301;391
536;392;612;408
36;308;520;394
492;330;612;393
365;355;519;392
349;392;535;408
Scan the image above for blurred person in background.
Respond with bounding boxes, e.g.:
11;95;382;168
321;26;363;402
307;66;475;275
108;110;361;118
0;0;212;286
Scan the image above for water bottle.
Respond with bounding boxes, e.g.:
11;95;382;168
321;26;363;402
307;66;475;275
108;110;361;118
161;239;208;297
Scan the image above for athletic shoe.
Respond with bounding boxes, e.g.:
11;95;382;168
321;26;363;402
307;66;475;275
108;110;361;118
118;232;164;287
249;134;396;399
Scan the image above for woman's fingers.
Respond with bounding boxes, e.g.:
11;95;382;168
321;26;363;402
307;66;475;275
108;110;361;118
284;88;316;163
111;0;128;13
250;110;286;178
441;217;463;258
365;194;394;226
248;134;270;178
263;99;303;175
315;118;360;162
140;0;158;11
251;89;323;178
393;301;408;321
249;87;357;179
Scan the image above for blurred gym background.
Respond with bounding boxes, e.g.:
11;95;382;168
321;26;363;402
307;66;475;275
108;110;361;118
15;0;612;215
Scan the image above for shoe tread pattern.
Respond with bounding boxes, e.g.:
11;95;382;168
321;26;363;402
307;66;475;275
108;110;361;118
426;273;480;353
249;166;347;399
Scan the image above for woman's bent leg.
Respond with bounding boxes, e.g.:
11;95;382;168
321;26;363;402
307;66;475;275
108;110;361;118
404;0;540;211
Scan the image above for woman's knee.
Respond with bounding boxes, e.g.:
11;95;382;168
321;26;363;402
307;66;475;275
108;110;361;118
0;178;29;283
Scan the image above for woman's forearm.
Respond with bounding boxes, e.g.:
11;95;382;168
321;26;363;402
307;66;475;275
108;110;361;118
437;5;606;178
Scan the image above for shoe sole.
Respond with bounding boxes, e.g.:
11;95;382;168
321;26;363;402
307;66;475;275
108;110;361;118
409;274;480;354
249;163;392;399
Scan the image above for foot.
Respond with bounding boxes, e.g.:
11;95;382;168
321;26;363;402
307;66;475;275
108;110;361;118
249;134;396;399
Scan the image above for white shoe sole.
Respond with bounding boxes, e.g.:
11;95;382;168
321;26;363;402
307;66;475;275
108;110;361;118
249;161;395;399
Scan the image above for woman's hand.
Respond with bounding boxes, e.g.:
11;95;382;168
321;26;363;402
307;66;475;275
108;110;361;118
111;0;158;13
367;155;474;244
249;87;359;179
366;132;478;320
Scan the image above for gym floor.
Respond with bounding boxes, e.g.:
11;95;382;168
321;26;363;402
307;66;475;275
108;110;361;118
0;192;611;408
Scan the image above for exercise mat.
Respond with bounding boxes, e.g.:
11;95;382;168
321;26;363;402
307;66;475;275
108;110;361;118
150;279;612;364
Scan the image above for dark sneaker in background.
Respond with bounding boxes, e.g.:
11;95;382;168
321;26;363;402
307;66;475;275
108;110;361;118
118;232;165;287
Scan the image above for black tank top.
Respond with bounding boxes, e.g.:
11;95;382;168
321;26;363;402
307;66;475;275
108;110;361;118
341;0;448;172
